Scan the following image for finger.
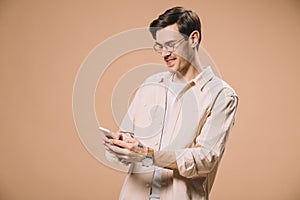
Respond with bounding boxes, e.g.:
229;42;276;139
105;141;144;162
103;136;110;143
111;132;123;140
104;145;113;152
103;142;113;149
109;143;131;155
116;155;130;160
122;162;130;166
103;137;114;145
123;137;136;143
117;155;136;163
104;144;117;154
118;158;131;165
104;143;124;154
116;153;144;163
103;140;110;146
111;139;133;149
117;150;144;159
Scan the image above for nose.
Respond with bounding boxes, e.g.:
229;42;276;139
161;49;171;58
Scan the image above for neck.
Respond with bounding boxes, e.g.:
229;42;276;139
173;67;199;83
173;51;202;83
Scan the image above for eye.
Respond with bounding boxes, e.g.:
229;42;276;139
165;44;174;48
165;41;176;47
154;43;163;49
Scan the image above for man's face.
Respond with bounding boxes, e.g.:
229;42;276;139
155;24;194;75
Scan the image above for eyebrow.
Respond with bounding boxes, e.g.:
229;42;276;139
155;40;177;46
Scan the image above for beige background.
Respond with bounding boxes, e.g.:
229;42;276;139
1;0;300;199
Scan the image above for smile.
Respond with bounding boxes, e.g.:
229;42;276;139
165;57;176;67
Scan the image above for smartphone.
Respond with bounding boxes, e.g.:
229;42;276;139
99;126;116;139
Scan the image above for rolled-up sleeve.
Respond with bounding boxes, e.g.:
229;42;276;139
176;88;238;178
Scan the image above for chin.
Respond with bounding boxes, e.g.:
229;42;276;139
167;67;177;73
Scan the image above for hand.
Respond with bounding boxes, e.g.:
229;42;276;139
104;133;148;164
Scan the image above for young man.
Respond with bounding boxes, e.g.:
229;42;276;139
104;6;238;200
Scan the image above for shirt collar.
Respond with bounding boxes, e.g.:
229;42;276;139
159;66;215;99
159;66;215;89
190;66;215;90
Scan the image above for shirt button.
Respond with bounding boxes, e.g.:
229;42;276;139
155;141;159;146
190;81;195;86
145;183;150;187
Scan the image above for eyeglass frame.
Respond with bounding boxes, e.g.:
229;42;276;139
153;37;187;54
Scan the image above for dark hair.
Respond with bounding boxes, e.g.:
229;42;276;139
149;6;202;46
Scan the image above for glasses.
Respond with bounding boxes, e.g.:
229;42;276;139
153;37;186;54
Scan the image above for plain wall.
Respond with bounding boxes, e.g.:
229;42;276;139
1;1;300;199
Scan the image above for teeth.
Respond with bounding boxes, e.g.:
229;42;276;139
166;58;175;62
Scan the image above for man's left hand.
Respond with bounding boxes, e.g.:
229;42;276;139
104;134;147;164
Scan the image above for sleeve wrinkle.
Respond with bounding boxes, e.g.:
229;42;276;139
176;89;238;178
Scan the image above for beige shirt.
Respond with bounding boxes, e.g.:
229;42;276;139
150;79;186;199
117;66;238;200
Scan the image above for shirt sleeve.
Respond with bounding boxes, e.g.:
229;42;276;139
174;88;238;178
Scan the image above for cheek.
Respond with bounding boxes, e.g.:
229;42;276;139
176;55;189;65
175;50;192;63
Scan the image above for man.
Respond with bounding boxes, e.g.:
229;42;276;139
104;6;238;200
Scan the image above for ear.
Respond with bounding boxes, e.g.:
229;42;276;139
189;30;200;48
